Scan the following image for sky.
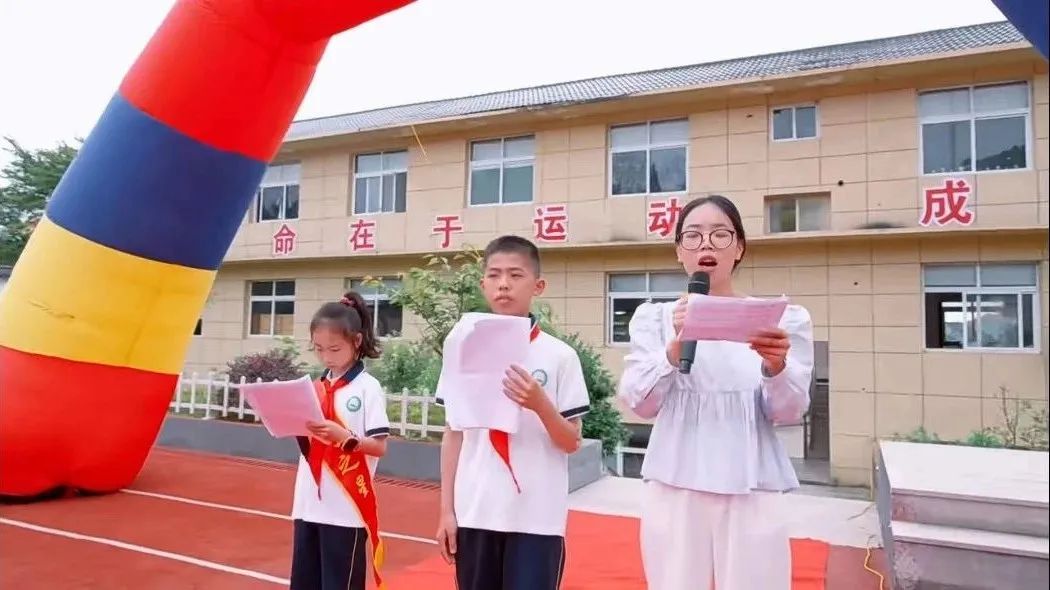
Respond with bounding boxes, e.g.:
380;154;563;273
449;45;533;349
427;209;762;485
0;0;1010;169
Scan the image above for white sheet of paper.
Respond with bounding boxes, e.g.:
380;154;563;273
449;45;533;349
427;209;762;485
240;375;324;438
680;294;790;343
440;312;531;433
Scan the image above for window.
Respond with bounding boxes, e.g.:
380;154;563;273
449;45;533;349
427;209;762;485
469;136;534;206
193;318;202;336
923;263;1039;350
919;82;1030;174
347;277;403;338
610;119;688;196
766;193;830;233
254;163;300;222
353;151;407;215
249;280;295;336
607;272;687;344
771;105;818;141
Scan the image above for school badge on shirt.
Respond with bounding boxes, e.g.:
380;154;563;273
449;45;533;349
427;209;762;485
531;369;548;387
346;396;362;412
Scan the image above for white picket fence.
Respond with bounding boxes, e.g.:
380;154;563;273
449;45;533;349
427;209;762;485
170;371;444;439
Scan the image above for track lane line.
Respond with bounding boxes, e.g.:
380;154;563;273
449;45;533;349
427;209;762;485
0;517;289;585
120;488;439;545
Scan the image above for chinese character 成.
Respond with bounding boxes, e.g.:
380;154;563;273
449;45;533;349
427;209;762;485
921;179;974;227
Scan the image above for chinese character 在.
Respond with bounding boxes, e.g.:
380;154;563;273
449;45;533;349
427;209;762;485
647;197;683;238
533;204;568;242
271;223;297;256
432;214;464;249
920;179;974;227
348;219;377;252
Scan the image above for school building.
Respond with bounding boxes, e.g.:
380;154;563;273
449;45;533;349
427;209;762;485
184;21;1049;487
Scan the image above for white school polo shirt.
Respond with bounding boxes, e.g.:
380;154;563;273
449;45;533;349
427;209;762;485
436;330;591;537
291;368;390;528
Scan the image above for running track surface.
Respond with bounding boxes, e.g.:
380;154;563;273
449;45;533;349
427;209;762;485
0;447;888;589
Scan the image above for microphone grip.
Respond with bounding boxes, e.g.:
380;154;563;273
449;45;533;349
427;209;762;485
677;340;697;374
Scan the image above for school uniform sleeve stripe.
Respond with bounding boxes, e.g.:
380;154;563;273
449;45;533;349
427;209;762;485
365;427;390;437
560;405;590;419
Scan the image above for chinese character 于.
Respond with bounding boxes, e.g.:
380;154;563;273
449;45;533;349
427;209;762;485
647;197;683;238
271;223;297;256
348;219;377;252
432;214;464;249
920;179;974;227
533;204;568;242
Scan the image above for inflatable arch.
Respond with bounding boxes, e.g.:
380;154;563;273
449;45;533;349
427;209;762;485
0;0;416;498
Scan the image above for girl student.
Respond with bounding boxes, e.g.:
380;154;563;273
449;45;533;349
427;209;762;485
289;291;391;590
617;195;814;590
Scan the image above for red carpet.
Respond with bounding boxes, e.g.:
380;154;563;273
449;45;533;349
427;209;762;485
385;510;831;589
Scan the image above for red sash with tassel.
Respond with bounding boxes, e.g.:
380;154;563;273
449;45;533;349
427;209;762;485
307;373;386;589
488;320;542;494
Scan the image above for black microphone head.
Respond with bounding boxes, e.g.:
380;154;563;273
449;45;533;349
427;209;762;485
688;271;710;295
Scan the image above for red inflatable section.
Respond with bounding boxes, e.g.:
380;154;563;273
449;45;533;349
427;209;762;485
0;346;177;497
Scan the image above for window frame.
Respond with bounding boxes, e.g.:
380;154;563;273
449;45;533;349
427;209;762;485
253;162;301;223
917;81;1033;177
352;150;408;216
346;277;404;339
606;271;686;346
921;262;1041;353
247;280;296;338
608;118;690;198
764;193;831;234
467;135;536;207
769;104;819;142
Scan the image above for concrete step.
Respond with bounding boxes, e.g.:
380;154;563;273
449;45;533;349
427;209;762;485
888;520;1049;590
876;441;1049;537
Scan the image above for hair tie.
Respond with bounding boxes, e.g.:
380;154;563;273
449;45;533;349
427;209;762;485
340;296;354;307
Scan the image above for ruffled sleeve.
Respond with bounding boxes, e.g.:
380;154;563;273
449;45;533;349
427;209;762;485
759;304;814;425
616;302;676;419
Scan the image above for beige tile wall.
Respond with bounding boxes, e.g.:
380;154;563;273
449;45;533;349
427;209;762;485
225;70;1049;263
197;64;1050;486
189;231;1048;487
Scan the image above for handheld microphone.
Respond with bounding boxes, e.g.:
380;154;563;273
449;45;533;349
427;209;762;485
677;271;710;374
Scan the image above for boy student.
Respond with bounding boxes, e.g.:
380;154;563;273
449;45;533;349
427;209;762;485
434;235;591;590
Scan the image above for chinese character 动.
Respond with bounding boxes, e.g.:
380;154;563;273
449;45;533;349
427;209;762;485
534;205;568;242
921;179;974;227
271;223;297;256
432;215;464;249
348;219;377;252
647;197;682;238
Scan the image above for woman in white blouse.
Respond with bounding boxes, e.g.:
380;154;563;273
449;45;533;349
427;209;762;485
618;194;814;590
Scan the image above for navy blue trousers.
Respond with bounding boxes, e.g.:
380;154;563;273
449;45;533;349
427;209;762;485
289;519;367;590
455;527;566;590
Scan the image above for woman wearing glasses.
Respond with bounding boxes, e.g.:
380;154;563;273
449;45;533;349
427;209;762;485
617;195;814;590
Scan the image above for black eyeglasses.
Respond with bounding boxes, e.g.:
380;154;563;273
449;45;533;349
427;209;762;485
675;229;735;251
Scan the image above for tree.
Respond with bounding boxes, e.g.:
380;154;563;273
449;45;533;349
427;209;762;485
382;251;489;357
0;137;80;264
376;250;629;454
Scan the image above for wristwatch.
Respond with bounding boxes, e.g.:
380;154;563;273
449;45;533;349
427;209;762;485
339;436;359;453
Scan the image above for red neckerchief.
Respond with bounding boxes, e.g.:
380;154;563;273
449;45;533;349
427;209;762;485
305;362;387;589
306;364;359;496
489;320;542;494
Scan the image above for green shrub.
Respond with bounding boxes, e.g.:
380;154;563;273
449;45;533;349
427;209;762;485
383;251;629;455
369;340;442;393
226;338;309;383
